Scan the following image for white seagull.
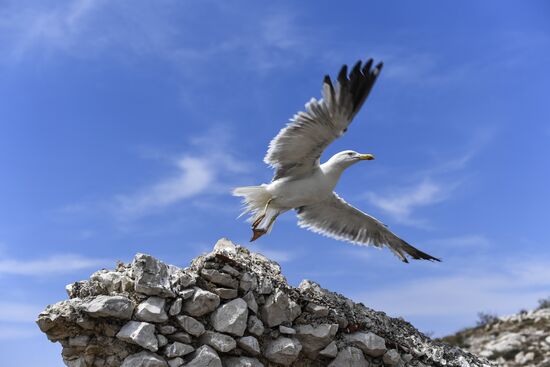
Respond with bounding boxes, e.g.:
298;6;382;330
233;59;440;262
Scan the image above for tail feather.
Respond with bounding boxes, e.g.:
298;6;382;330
232;185;272;221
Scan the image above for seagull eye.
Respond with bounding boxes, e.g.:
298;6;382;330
347;152;353;156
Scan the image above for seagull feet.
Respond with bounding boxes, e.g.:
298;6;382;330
250;228;267;242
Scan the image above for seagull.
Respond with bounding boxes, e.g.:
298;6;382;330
233;59;440;263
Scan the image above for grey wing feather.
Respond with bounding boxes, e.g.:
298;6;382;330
296;193;441;263
265;59;383;180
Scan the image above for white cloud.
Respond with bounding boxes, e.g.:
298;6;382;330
425;234;491;249
0;302;43;323
0;254;109;276
366;180;452;226
0;325;40;339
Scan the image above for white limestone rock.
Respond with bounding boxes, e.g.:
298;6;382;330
200;330;237;353
201;268;239;288
263;337;302;366
345;331;387;357
221;264;241;277
319;341;338;358
135;297;168;323
305;302;330;317
164;342;194;358
168;332;192;344
224;356;265;367
240;272;258;292
238;336;261;356
80;295;134;320
279;325;296;335
182;288;220;317
210;298;248;336
176;315;205;337
168;298;182;316
383;349;401;365
248;315;265;337
167;357;184;367
121;351;167;367
132;253;175;297
116;321;158;352
260;289;301;327
242;292;258;314
214;288;238;299
157;334;168;348
186;345;222;367
328;346;368;367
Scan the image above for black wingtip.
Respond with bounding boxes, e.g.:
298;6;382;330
323;75;331;84
337;64;348;82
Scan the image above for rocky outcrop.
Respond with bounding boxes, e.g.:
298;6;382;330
442;307;550;367
37;238;492;367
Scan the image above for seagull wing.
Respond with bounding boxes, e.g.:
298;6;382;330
265;59;383;180
296;193;441;263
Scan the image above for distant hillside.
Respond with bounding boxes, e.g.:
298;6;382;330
441;304;550;366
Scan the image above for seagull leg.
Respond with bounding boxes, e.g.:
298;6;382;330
250;199;272;242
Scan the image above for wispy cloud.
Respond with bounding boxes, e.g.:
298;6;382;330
0;302;43;323
0;254;109;276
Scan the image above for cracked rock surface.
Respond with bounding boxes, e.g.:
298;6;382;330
37;238;492;366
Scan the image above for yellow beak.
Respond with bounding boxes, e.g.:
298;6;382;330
358;153;375;161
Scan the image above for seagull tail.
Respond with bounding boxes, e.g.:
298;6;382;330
232;185;272;221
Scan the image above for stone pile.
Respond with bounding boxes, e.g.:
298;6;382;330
37;238;492;366
442;307;550;367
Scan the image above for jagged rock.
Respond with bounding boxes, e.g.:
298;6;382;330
185;345;222;367
121;351;167;367
178;288;194;299
238;336;261;355
240;272;258;292
383;349;401;365
319;341;338;358
68;335;89;347
201;268;239;288
345;331;387;357
221;264;241;277
164;342;194;358
247;315;265;337
295;323;338;357
80;295;134;319
279;325;296;334
135;297;169;323
305;302;330;317
258;278;273;294
182;288;220;317
328;346;369;367
132;253;175;297
224;356;265;367
116;321;158;351
167;332;192;344
157;334;168;348
483;333;524;357
214;288;238;299
260;289;301;327
210;298;248;336
200;330;237;352
264;337;302;366
168;298;182;316
242;292;259;314
158;325;177;334
176;315;205;337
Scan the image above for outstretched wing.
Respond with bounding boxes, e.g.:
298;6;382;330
264;59;383;180
296;193;440;263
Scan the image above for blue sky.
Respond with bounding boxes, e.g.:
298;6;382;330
1;0;550;365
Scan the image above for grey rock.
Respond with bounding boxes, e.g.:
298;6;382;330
167;357;184;367
157;334;168;348
201;268;239;288
279;325;296;334
214;288;238;299
164;342;194;358
248;315;265;337
200;331;237;353
132;253;175;297
319;341;338;358
258;278;273;294
240;273;258;292
116;321;158;352
168;298;182;316
328;347;368;367
210;298;248;336
305;302;330;317
182;288;220;317
178;288;194;299
121;351;167;367
345;331;387;357
158;325;177;335
167;332;192;344
176;315;205;337
242;292;258;314
80;295;134;320
224;357;264;367
136;297;168;323
295;323;338;357
238;336;261;356
260;290;301;327
68;335;90;347
264;337;302;366
221;264;241;277
383;349;400;365
186;345;222;367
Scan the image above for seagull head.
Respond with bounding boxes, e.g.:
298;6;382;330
326;150;375;170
